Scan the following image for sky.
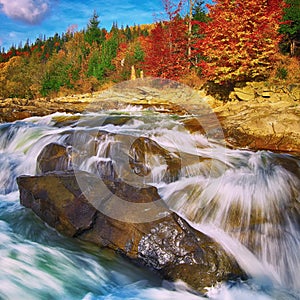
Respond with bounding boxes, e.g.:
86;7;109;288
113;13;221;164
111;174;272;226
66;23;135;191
0;0;196;51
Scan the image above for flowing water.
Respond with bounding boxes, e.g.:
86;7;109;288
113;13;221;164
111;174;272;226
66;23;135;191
0;109;299;300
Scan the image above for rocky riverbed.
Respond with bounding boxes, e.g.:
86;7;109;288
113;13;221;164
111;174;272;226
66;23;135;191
1;79;299;154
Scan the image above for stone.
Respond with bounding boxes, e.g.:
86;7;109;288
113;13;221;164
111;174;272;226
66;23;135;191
233;86;255;101
261;91;271;98
215;99;300;154
37;143;71;174
129;137;181;182
17;170;246;294
290;86;300;101
1;80;299;154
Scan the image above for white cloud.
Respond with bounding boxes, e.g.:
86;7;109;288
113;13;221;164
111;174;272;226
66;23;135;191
9;31;17;38
0;0;51;24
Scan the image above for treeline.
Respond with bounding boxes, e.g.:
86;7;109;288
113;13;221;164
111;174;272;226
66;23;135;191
0;0;299;100
0;16;150;99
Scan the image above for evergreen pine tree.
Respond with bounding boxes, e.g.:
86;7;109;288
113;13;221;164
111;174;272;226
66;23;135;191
85;10;105;45
279;0;300;55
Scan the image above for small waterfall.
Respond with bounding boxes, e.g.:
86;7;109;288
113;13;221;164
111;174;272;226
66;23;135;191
0;110;299;299
56;111;300;294
0;114;73;194
158;150;300;291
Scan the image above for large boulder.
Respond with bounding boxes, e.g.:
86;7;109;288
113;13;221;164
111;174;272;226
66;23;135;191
17;170;246;294
214;99;300;154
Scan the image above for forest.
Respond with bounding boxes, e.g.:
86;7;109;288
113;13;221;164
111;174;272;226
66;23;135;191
0;0;299;100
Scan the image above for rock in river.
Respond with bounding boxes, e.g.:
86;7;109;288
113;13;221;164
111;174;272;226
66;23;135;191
17;169;246;294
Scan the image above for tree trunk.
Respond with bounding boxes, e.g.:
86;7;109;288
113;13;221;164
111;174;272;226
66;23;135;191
290;39;295;56
187;0;193;67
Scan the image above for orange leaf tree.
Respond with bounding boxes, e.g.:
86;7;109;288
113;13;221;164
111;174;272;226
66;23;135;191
194;0;285;83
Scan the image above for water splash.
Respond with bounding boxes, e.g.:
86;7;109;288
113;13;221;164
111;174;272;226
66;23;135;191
0;112;299;299
158;150;300;292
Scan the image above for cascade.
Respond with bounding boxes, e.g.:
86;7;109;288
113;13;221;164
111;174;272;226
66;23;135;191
158;150;300;290
0;111;299;299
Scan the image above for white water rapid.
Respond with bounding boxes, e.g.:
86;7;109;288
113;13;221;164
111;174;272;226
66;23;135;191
0;110;299;300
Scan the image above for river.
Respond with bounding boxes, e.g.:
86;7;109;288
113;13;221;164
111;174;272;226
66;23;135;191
0;101;299;299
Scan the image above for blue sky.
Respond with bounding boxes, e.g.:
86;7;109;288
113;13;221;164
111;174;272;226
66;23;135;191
0;0;204;51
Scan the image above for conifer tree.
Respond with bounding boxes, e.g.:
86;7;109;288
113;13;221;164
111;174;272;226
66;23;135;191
192;0;207;22
279;0;300;55
85;10;105;45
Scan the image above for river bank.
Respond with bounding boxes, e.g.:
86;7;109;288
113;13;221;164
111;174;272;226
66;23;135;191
1;80;299;154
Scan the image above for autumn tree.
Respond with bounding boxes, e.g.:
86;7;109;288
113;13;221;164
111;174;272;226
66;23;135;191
25;50;46;97
194;0;285;84
143;0;190;80
0;58;22;98
0;56;38;99
40;50;72;96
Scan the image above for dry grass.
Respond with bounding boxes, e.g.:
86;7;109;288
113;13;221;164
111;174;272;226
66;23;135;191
269;54;300;84
179;70;207;89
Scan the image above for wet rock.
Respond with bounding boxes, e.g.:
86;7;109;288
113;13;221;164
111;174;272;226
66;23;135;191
37;143;71;174
179;114;226;141
51;115;81;127
63;129;107;159
180;117;206;134
17;170;246;294
64;130;182;183
129;137;181;182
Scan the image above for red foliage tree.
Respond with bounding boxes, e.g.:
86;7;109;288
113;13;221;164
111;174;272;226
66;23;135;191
194;0;285;83
142;0;190;80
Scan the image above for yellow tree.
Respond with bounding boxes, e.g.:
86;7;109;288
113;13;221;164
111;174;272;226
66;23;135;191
0;56;36;99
